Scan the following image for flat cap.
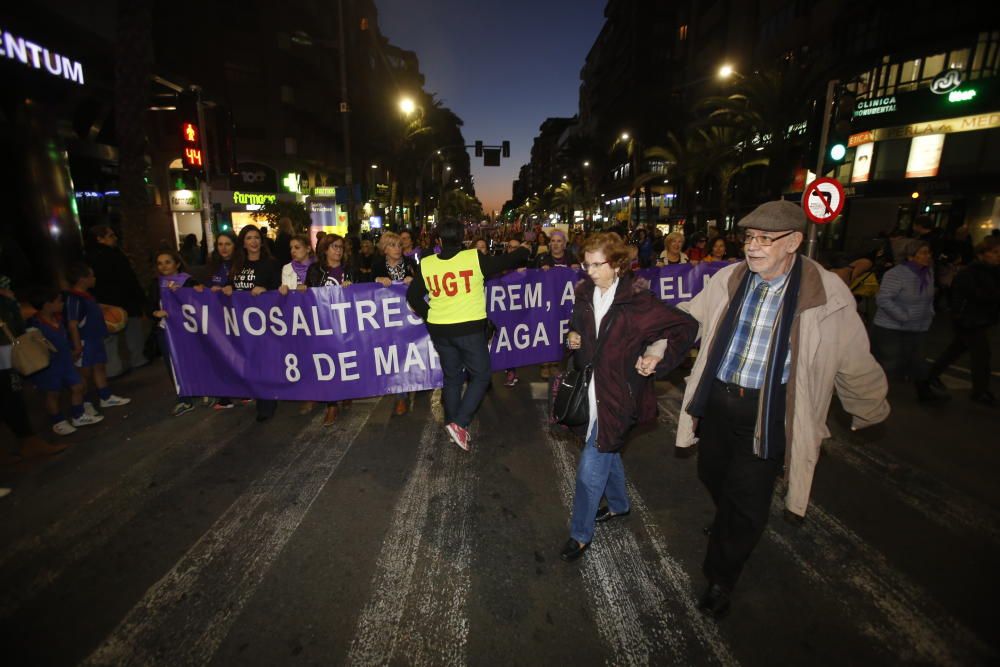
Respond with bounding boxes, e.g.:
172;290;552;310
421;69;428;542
737;200;806;232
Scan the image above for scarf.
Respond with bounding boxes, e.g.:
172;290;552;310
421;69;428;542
686;257;803;459
904;261;931;293
291;258;314;283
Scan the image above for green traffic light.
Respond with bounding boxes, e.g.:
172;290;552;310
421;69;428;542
829;143;847;162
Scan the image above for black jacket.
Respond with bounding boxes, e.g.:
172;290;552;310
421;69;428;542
951;261;1000;329
87;244;147;316
406;246;531;337
306;261;357;287
371;255;418;283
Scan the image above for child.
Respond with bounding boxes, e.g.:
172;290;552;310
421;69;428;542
149;250;202;417
27;288;105;435
65;262;131;416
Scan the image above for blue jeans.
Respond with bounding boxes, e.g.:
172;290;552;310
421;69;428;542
431;331;492;428
570;426;629;544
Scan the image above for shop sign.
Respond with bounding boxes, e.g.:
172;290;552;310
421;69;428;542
282;172;301;193
930;69;964;95
853;112;1000;143
851;143;874;183
853;95;897;118
905;134;945;178
313;186;337;197
0;29;85;85
947;89;976;103
233;191;277;206
230;162;278;192
169;189;201;212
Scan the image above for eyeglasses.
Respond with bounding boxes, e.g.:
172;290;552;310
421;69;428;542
582;261;609;271
742;231;796;247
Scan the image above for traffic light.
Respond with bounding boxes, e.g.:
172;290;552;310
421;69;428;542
501;140;510;158
474;140;483;157
177;90;204;176
825;90;855;168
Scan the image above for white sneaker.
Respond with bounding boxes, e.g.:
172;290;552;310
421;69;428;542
83;402;99;417
71;413;105;427
99;394;131;408
52;420;77;436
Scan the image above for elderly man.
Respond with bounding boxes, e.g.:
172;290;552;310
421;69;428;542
676;200;890;618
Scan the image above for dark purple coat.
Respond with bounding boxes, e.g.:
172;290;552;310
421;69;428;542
570;275;697;452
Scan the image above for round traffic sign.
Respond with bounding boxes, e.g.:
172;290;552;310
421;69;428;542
802;177;845;224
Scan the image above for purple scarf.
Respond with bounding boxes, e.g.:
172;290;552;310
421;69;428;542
905;261;931;293
291;258;314;283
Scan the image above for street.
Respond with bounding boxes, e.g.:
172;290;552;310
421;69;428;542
1;345;998;666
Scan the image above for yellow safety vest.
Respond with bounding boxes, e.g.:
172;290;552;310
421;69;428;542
421;249;486;325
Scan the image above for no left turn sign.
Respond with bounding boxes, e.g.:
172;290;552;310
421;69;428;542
802;177;845;224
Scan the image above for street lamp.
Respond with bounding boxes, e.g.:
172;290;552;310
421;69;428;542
718;64;735;79
620;132;630;142
399;97;416;115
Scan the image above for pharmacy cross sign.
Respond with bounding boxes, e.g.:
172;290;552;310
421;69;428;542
801;177;844;224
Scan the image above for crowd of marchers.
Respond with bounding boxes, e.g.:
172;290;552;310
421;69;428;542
2;206;999;617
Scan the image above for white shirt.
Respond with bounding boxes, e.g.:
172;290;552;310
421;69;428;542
586;277;619;440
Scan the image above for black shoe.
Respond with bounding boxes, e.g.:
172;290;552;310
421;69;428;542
972;391;996;407
698;583;731;619
559;538;589;562
926;376;946;391
916;381;950;402
595;506;630;523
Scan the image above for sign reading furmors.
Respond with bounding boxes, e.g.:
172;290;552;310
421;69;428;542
0;29;85;85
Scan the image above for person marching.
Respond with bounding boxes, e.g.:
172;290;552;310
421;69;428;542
406;220;529;451
150;250;203;417
675;200;890;618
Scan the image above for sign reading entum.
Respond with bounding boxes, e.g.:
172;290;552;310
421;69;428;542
0;28;85;85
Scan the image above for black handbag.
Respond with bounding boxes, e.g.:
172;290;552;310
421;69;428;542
550;311;615;427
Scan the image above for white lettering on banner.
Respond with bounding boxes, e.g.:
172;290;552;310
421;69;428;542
311;306;333;335
224;307;240;336
559;318;570;343
292;308;310;335
374;346;399;375
658;275;694;301
243;308;266;335
330;303;350;331
182;305;199;333
381;296;403;328
357;300;379;331
492;322;552;353
489;282;544;312
560;281;576;306
340;350;360;381
403;343;426;373
269;307;288;336
314;354;336;381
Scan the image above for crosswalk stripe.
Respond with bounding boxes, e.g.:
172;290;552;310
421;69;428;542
82;403;376;666
346;391;476;667
0;412;256;617
539;406;738;666
767;501;994;666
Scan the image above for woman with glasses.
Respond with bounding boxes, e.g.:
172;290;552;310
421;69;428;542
559;233;697;562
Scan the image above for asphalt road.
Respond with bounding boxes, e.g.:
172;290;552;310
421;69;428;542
0;354;997;666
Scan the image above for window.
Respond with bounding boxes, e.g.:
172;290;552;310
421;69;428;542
872;139;909;181
921;53;945;80
948;48;970;70
898;59;921;92
678;24;688;41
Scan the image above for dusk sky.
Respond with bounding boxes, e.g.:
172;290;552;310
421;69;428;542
376;0;608;216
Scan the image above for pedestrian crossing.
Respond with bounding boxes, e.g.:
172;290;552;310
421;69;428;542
1;377;996;665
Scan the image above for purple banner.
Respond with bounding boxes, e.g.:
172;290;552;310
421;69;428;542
162;263;724;402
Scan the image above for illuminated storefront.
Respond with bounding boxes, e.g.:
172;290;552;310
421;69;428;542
835;36;1000;252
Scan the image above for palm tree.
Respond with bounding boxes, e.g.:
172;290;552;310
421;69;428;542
551;182;582;224
698;60;822;198
692;126;768;228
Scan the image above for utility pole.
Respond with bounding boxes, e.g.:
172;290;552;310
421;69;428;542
337;0;355;235
806;78;838;260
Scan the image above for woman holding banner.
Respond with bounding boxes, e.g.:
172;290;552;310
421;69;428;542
560;232;697;562
224;225;281;422
373;232;417;415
